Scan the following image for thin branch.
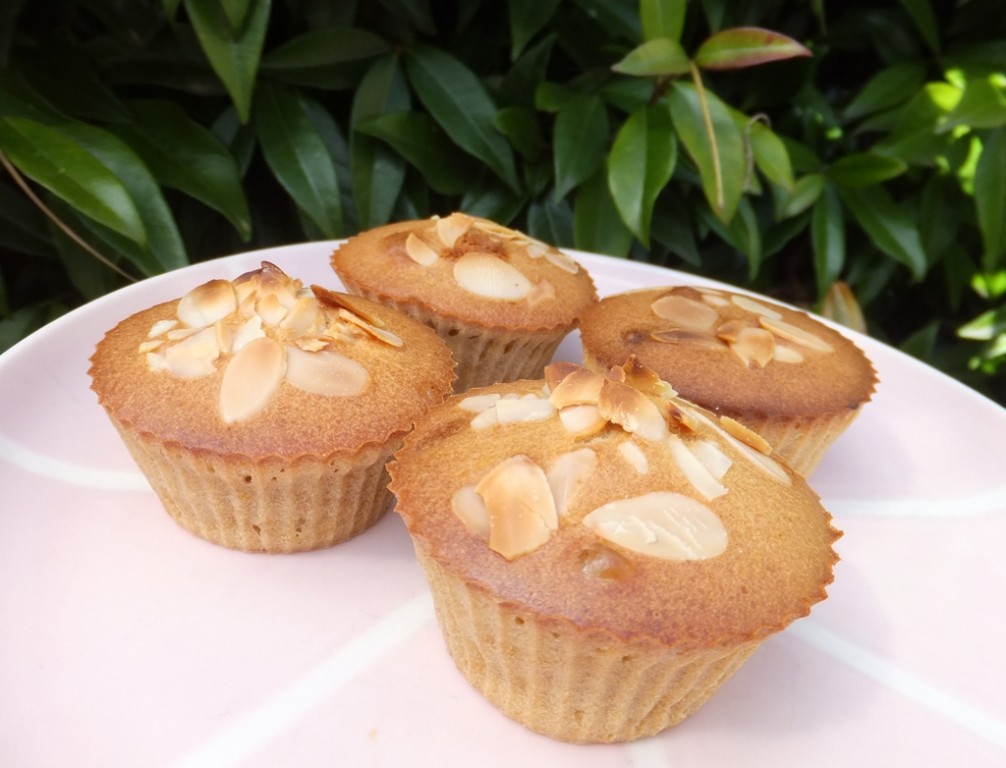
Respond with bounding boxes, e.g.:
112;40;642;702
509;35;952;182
0;150;137;283
689;61;724;212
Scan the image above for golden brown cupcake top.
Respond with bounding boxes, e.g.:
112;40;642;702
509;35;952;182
389;359;841;650
578;286;877;419
331;213;598;331
89;262;455;458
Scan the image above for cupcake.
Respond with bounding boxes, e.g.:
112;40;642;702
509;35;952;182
89;261;455;553
388;358;841;743
331;212;598;391
578;286;877;475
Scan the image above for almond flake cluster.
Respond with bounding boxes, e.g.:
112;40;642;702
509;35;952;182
450;359;791;563
139;262;402;424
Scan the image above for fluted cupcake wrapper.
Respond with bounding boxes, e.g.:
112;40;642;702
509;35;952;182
414;546;761;743
738;406;864;476
113;421;396;553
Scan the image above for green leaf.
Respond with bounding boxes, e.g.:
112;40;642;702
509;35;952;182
974;127;1006;271
839;185;928;280
404;45;520;192
459;180;525;225
694;27;811;71
651;191;701;266
527;197;574;248
669;81;746;223
17;43;132;124
699;197;762;280
377;0;436;35
553;95;608;201
508;0;561;60
116;99;251;241
0;117;147;247
260;27;391;89
184;0;270;123
607;105;676;246
641;0;687;42
494;107;545;161
355;111;472;196
741;116;794;191
938;75;1006;133
843;62;927;121
776;172;825;219
574;169;634;257
0;182;51;257
811;183;845;299
569;0;640;42
611;38;691;77
828;151;908;187
255;82;342;238
896;0;940;54
350;55;409;230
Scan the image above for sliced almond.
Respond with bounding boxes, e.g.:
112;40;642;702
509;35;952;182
219;336;285;424
728;326;776;368
686;407;791;485
147;319;178;338
666;434;728;500
773;344;805;364
731;294;783;319
618;441;649;474
279;296;320;335
337;308;404;347
162;326;220;378
526;279;557;305
719;415;772;454
715;319;746;343
284;346;369;397
543;248;579;274
453;251;533;300
138;340;163;353
582;491;727;561
405;232;441;266
688;439;733;481
451;484;489;538
547;448;597;517
650;329;726;351
177;279;237;328
544;360;580;391
598;378;669;442
232;315;266;353
256;292;289;327
759;315;835;353
548;368;605;408
493;396;555;425
469;407;499;430
650;293;719;331
458;393;501;413
700;293;729;307
435;213;472;248
477;455;557;560
558;403;606;437
311;286;387;328
619;356;676;398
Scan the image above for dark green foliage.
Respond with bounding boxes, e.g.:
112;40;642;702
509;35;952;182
1;0;1004;404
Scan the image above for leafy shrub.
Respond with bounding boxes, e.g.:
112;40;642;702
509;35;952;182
1;0;1004;404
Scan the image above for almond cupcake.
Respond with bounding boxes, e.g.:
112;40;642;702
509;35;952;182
330;213;598;391
89;262;455;553
388;358;841;743
578;286;877;475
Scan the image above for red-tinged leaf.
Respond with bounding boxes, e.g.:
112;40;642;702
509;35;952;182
694;27;811;71
611;38;691;77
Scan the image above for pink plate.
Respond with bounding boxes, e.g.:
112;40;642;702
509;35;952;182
2;243;1005;767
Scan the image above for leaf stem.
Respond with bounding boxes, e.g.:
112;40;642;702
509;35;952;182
689;61;724;211
0;150;136;282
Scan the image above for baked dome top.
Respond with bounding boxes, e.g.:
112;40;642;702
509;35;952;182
389;360;841;649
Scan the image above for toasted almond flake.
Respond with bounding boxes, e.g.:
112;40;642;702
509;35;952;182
544;361;580;391
469;408;500;430
759;315;834;353
773;344;805;364
618;441;649;474
405;232;441;266
579;545;634;580
219;337;285;423
147;319;178;338
663;400;701;433
451;485;489;538
477;455;557;560
688;439;733;481
177;279;237;328
435;213;471;248
337;308;404;347
700;294;730;307
543;248;579;274
311;286;387;328
284;346;369;397
732;294;783;319
494;397;555;424
650;329;726;350
728;327;776;368
548;368;605;408
256;292;288;326
215;320;233;356
232;315;265;353
598;379;669;442
715;320;746;343
458;393;501;412
525;240;548;259
547;448;597;517
138;340;163;353
280;296;321;335
294;337;330;352
666;434;728;500
719;415;772;454
166;326;202;341
620;356;676;398
583;492;727;561
162;326;220;378
453;251;533;300
527;279;557;305
558;403;606;437
686;407;791;484
650;294;719;331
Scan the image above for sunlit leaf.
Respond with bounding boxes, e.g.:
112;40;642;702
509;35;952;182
938;75;1006;133
669;81;745;223
574;169;633;257
641;0;687;42
255;81;342;238
508;0;561;60
0;117;146;247
260;27;391;89
974;127;1006;271
607;105;676;245
839;184;928;280
611;38;691;77
694;27;811;71
811;183;845;299
350;55;409;229
116;99;251;241
553;95;608;200
404;45;520;191
184;0;270;122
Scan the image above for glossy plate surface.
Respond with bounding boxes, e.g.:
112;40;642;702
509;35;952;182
2;242;1005;766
